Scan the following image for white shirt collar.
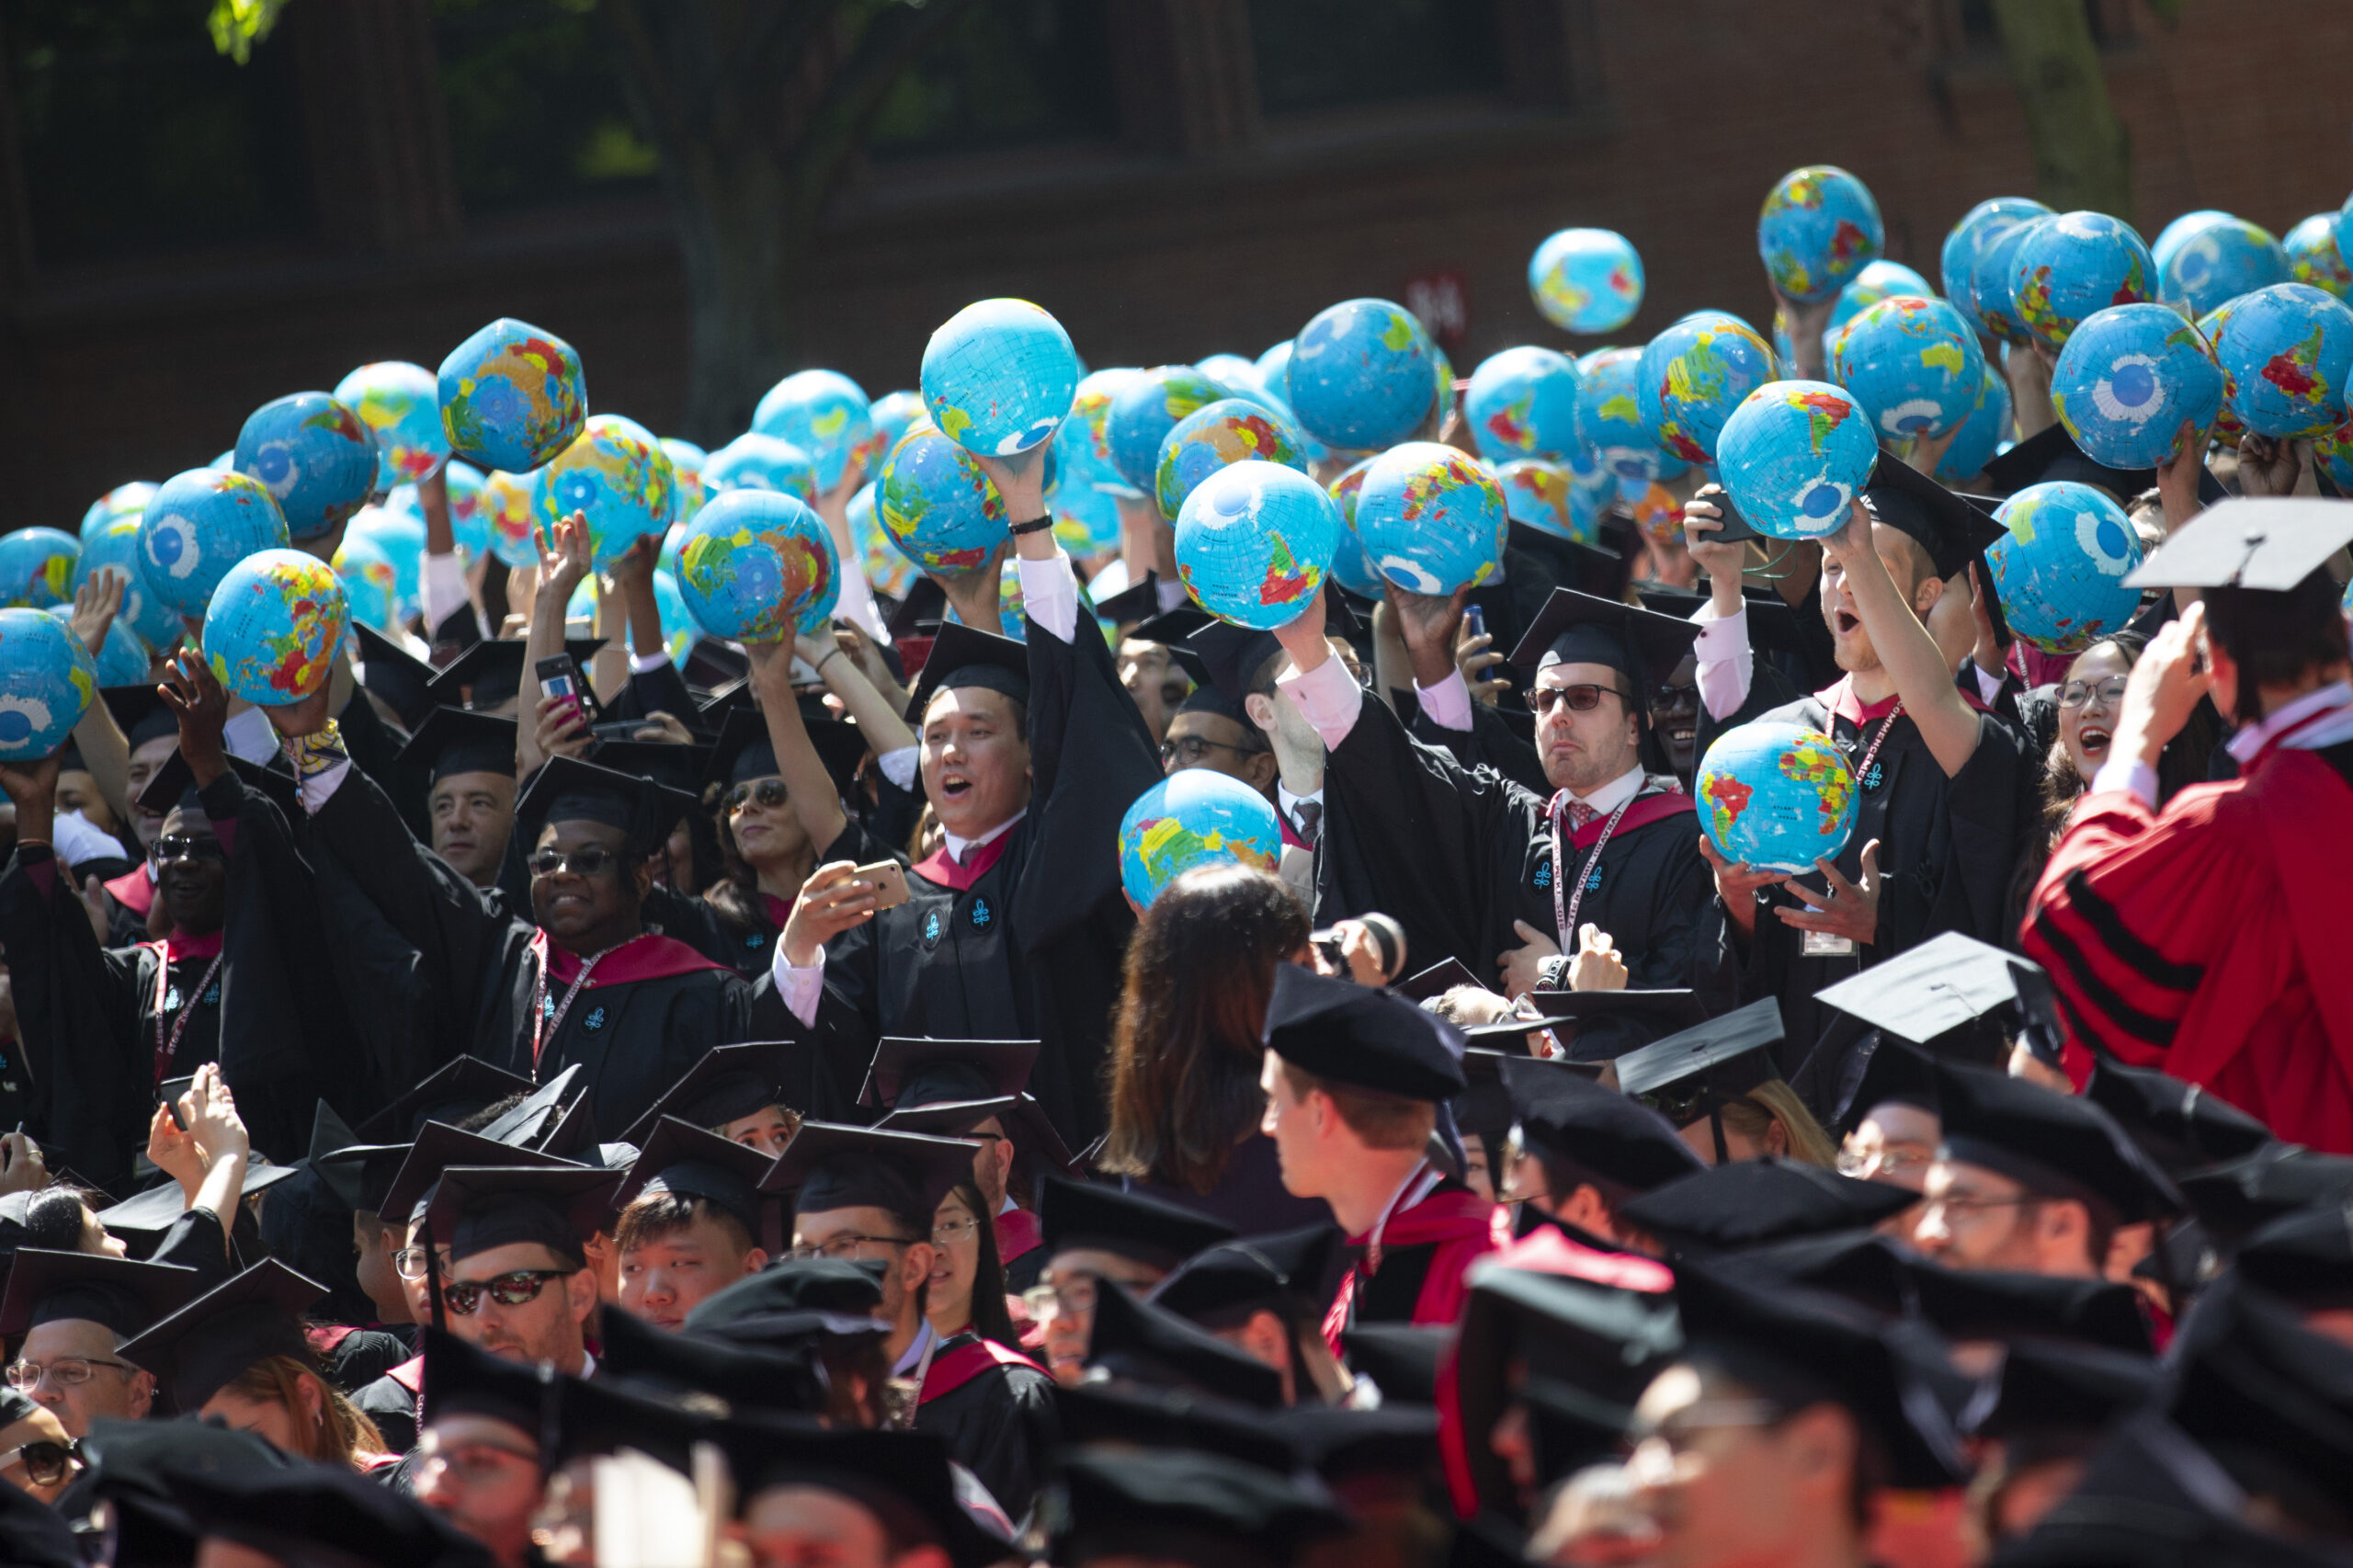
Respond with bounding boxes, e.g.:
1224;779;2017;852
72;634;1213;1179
576;1348;596;1380
1277;782;1324;815
1570;763;1647;815
941;809;1027;865
2225;680;2353;764
891;1318;937;1378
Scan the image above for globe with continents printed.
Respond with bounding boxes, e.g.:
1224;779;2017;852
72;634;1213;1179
754;369;877;492
1828;295;1986;439
1989;482;2143;653
1528;228;1644;334
332;533;400;632
1351;443;1508;596
2011;211;2155;352
660;440;708;529
2051;302;2224;470
701;433;817;507
1756;165;1883;303
1174;460;1336;631
1637;312;1777;464
437;316;587;473
2159;218;2290;320
1495;460;1597;545
1118;768;1284;908
920;298;1079;457
335;360;449;490
1155;398;1309;521
138;469;292;619
478;470;541;568
203;549;348;707
1463;347;1583;463
0;528;80;610
847;481;917;600
535;415;677;570
234;392;377;540
2206;282;2353;438
74;519;181;648
80;482;159;543
2285;213;2353;298
1696;721;1859;875
676;489;838;642
1714;381;1879;540
879;422;1005;572
51;607;147;687
1575;347;1684;483
0;608;97;760
1287;298;1439;451
869;390;926;465
1105;366;1222;492
443;460;491;555
1322;458;1386;600
1940;197;2050;326
1936;363;2013;482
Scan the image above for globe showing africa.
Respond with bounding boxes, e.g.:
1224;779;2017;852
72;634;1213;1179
2206;282;2353;438
535;414;677;570
0;528;81;610
80;482;159;543
234;392;377;541
1989;482;2143;653
1464;347;1583;463
1757;165;1883;303
1575;347;1683;483
676;488;839;643
438;317;587;473
335;360;449;491
1495;460;1597;545
139;469;292;619
920;298;1079;457
1155;398;1309;521
755;369;877;492
847;481;917;600
1695;720;1859;875
205;549;347;707
1528;228;1644;334
75;519;180;649
1352;442;1508;596
1828;294;1986;439
879;423;1006;572
0;608;97;761
2011;211;2154;353
2051;303;2223;470
1117;767;1285;908
1637;312;1777;464
1174;460;1336;631
1715;381;1878;540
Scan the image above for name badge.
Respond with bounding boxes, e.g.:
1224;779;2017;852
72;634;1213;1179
1802;930;1858;958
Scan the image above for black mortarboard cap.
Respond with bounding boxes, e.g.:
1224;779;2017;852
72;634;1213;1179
1272;1403;1439;1483
1613;997;1784;1126
1980;419;2184;506
350;621;439;730
314;1138;414;1217
684;1257;885;1333
1261;964;1467;1102
470;1063;585;1151
2164;1273;2353;1510
1733;1230;1915;1316
1147;1223;1341;1328
614;1116;776;1241
1084;1278;1286;1408
419;1324;554;1441
695;707;779;790
2124;495;2353;591
1505;585;1701;682
1050;1446;1349;1565
1092;574;1167;631
622;1040;803;1147
1635;587;1810;664
1036;1173;1236;1273
1399;958;1481;1004
1617;1157;1918;1253
424;1164;621;1266
425;636;605;713
542;1365;719;1475
1813;932;2055;1055
595;1296;824;1414
885;574;948;640
1456;1013;1586;1053
761;1122;977;1229
2084;1061;2275;1176
116;1259;324;1411
1933;1059;2183;1222
0;1249;203;1338
2174;1143;2353;1243
904;620;1030;721
685;637;751;691
1903;1260;2154;1354
1131;601;1213;653
863;1036;1039;1109
1527;987;1711;1062
94;1160;301;1238
1862;451;2010;579
1501;1055;1703;1194
1962;1336;2157;1441
720;1420;1016;1568
875;1092;1082;1180
514;753;699;857
378;1119;574;1232
354;1055;536;1143
101;684;179;751
1178;596;1358;708
136;746;300;820
2236;1204;2353;1308
1339;1324;1449;1406
585;737;712;801
154;1442;495;1568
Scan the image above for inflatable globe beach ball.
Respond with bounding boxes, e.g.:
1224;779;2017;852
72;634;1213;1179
1971;213;2052;347
478;470;540;568
81;482;161;544
1637;312;1778;465
1940;197;2052;321
1352;443;1508;597
754;369;876;492
1118;767;1284;909
534;414;676;571
1173;460;1337;632
1495;460;1599;545
334;361;449;490
2160;217;2290;321
2286;214;2353;298
1936;363;2013;483
0;608;97;761
1989;483;2142;653
331;533;399;633
234;392;377;540
1695;720;1859;875
2207;282;2353;438
1715;381;1879;541
659;439;709;529
1050;471;1123;558
1463;347;1583;464
437;317;587;474
1197;353;1258;391
2152;210;2238;277
1154;397;1308;521
1828;294;1986;439
847;481;917;600
0;528;80;610
867;391;926;466
1288;298;1439;451
1826;259;1938;349
2012;211;2154;353
1757;165;1884;304
204;549;347;707
2051;302;2223;470
879;422;1006;573
701;432;818;507
443;460;490;556
676;487;838;643
54;607;148;688
650;569;698;664
349;504;426;619
1062;367;1142;490
920;298;1079;457
75;519;180;650
138;469;291;619
1106;366;1221;493
1322;458;1387;600
1574;347;1684;483
1528;229;1644;334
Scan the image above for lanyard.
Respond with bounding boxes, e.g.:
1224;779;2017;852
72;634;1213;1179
1550;790;1637;949
153;949;226;1091
1850;700;1904;791
530;942;616;1071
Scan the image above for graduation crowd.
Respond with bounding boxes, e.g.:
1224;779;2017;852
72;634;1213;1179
0;256;2348;1568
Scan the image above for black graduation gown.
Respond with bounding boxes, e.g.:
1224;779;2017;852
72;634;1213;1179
1409;697;1549;799
316;1326;414;1395
352;1358;421;1454
804;609;1161;1145
1316;693;1711;1006
1695;682;2026;1062
915;1333;1057;1519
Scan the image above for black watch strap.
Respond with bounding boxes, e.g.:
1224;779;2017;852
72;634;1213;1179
1007;514;1055;537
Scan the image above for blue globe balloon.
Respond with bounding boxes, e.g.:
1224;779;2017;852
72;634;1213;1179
1288;298;1439;451
1495;460;1601;545
1575;347;1685;483
1105;367;1222;493
2012;211;2155;353
332;533;399;633
334;360;449;491
2051;302;2223;469
2207;281;2353;438
848;481;918;601
1935;363;2013;483
879;423;1005;573
1830;259;1936;332
1828;294;1986;438
1715;381;1879;541
1322;459;1386;599
437;317;587;473
702;433;817;507
1940;198;2051;321
535;415;678;570
51;607;148;688
1463;347;1583;463
675;487;838;643
348;504;427;620
234;392;378;540
1155;399;1309;522
1695;721;1859;874
867;391;926;466
478;470;541;570
81;483;159;543
138;469;291;619
2160;218;2290;320
754;369;877;491
204;549;348;706
920;298;1078;457
1970;213;2051;346
1173;461;1338;631
444;460;492;556
1989;482;2143;653
1528;229;1644;334
1351;443;1508;597
2150;210;2234;276
0;608;97;760
1637;312;1779;465
1757;165;1884;303
75;519;180;650
0;528;80;610
2286;213;2353;298
1117;768;1284;908
649;569;699;664
1196;353;1257;388
659;440;709;529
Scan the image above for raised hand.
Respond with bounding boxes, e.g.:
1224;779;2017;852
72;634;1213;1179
780;861;880;968
1565;923;1629;990
1698;834;1788;940
1385;583;1472;689
158;650;232;784
1774;840;1882;947
68;570;124;657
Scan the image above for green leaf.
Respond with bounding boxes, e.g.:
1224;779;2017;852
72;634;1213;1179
209;0;295;66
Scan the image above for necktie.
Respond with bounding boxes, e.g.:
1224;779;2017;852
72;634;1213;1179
1292;801;1322;848
1564;799;1599;829
956;840;980;869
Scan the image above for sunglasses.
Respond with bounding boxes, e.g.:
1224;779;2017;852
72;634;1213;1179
529;846;622;879
726;778;790;812
150;835;225;866
439;1268;574;1315
1530;683;1629;717
0;1439;76;1487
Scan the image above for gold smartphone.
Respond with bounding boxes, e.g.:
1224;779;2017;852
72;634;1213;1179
854;860;912;911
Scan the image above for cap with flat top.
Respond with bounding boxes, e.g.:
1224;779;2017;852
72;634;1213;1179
102;685;180;752
718;1419;1017;1568
863;1036;1040;1110
353;1054;537;1143
1933;1058;2183;1223
426;636;606;713
760;1122;979;1228
2173;1143;2353;1243
2235;1204;2353;1307
1861;450;2011;580
0;1249;204;1339
1146;1223;1341;1328
94;1161;301;1241
1637;586;1810;663
684;1256;885;1333
1615;1157;1919;1253
1261;964;1467;1103
1501;1055;1703;1197
1092;574;1167;631
469;1063;585;1151
584;735;712;798
2165;1273;2353;1514
351;622;439;729
1613;997;1784;1129
613;1116;778;1242
1962;1336;2158;1442
394;705;519;782
418;1324;555;1442
424;1164;621;1267
875;1092;1080;1180
1035;1172;1235;1273
1399;958;1482;1004
116;1260;325;1412
514;753;700;857
1903;1260;2154;1354
1084;1278;1286;1408
1979;418;2200;506
164;1452;496;1568
378;1119;576;1232
904;620;1030;722
1339;1324;1449;1406
1049;1445;1349;1568
1813;931;2056;1061
2084;1060;2274;1176
1820;1035;1942;1141
621;1040;804;1146
1527;987;1711;1062
136;747;301;820
2123;495;2353;591
594;1296;824;1414
1177;595;1359;709
1506;585;1702;683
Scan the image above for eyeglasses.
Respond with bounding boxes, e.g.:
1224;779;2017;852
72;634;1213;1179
150;835;224;866
392;1246;439;1282
726;779;790;812
1530;683;1629;718
1649;683;1701;713
1835;1146;1932;1180
1628;1398;1784;1458
439;1268;574;1316
0;1439;77;1486
931;1216;980;1246
417;1436;540;1485
2058;678;2130;710
6;1357;134;1390
1159;734;1266;766
1020;1278;1097;1320
786;1233;915;1263
528;846;622;879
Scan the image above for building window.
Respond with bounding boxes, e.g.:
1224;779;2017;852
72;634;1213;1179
1248;0;1504;117
433;0;657;214
865;0;1116;159
6;0;313;267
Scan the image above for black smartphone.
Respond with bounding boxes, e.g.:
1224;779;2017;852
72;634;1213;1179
159;1074;195;1131
1700;489;1763;545
535;653;591;725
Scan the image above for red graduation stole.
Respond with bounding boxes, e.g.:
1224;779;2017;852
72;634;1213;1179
994;1207;1041;1266
1563;790;1692;849
918;1334;1044;1404
1321;1188;1507;1351
536;930;730;988
912;829;1016;893
104;865;154;919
